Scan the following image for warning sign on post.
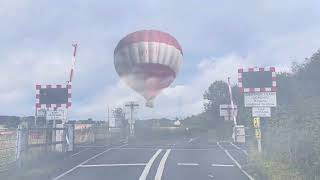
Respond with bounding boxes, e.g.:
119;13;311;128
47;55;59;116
46;110;66;120
244;92;277;107
252;107;271;117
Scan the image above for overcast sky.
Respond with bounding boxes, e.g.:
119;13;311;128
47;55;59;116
1;0;320;120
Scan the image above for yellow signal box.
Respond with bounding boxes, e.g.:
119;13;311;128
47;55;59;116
253;117;260;128
255;128;261;139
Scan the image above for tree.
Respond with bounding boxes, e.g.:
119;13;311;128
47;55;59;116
204;81;230;113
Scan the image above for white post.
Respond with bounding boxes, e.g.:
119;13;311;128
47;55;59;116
257;139;262;153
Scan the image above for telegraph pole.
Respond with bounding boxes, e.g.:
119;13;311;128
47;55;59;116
125;102;139;137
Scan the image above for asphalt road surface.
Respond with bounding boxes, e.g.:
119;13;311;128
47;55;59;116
51;135;253;180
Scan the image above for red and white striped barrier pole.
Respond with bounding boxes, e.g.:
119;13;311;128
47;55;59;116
68;44;78;84
228;77;237;126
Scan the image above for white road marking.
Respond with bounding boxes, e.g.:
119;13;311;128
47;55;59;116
230;142;248;156
79;163;146;167
188;137;199;143
177;163;199;166
52;143;127;180
76;145;110;148
217;142;255;180
155;149;171;180
71;148;89;157
208;174;214;178
139;149;162;180
112;147;157;150
211;163;235;167
113;147;211;151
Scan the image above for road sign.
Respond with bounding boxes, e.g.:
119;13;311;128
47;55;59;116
244;92;277;107
36;84;72;109
238;67;276;93
233;125;245;143
46;109;66;120
253;117;260;128
219;104;238;117
255;128;261;139
109;118;116;128
252;107;271;117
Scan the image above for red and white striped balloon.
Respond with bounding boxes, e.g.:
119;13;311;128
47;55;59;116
114;30;183;107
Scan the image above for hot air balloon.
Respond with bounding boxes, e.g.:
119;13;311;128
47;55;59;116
114;30;183;107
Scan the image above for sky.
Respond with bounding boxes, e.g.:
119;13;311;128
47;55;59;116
1;0;320;120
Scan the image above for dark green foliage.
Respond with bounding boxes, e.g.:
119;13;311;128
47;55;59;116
250;50;320;179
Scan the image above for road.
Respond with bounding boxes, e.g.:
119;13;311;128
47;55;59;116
51;135;253;180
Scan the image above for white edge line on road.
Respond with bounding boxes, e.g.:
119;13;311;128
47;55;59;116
177;163;199;166
211;163;235;167
71;148;90;157
155;149;171;180
230;142;248;156
217;142;255;180
79;163;146;167
52;143;128;180
139;149;162;180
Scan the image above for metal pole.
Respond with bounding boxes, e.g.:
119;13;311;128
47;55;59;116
107;106;110;123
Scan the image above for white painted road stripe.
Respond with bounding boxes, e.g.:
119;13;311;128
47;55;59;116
188;137;199;143
230;142;248;156
113;147;211;151
217;142;254;180
79;163;146;167
52;143;127;180
71;148;89;157
172;148;210;151
177;163;199;166
155;149;171;180
76;145;110;148
139;149;162;180
211;163;235;167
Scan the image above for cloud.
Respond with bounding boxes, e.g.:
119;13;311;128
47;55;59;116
72;53;249;120
0;0;320;119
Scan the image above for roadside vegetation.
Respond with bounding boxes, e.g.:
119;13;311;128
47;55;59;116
184;50;320;179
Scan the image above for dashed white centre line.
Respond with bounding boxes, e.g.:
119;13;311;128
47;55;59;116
155;149;171;180
177;163;199;166
211;163;234;167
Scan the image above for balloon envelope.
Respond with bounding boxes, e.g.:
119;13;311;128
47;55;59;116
114;30;183;107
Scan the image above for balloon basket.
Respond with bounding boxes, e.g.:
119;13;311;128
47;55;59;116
145;101;154;108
